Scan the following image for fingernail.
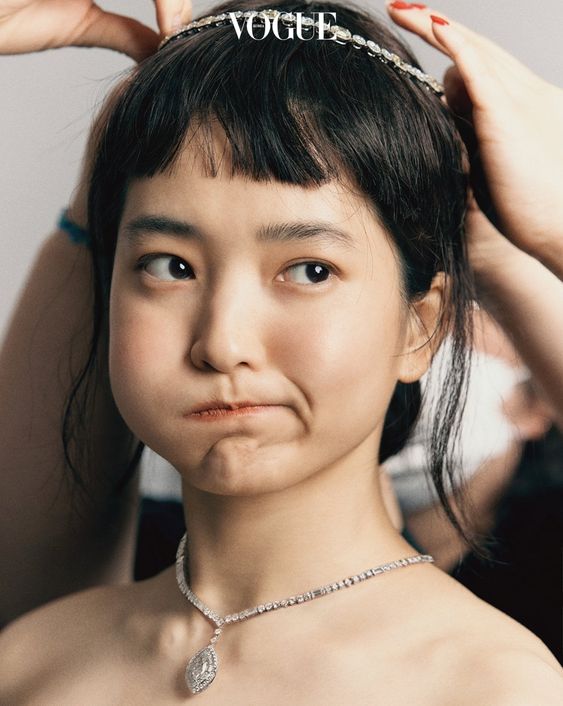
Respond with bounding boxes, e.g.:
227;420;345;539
430;14;450;25
389;1;415;9
411;3;427;8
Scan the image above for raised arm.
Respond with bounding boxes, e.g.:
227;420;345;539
0;0;193;626
386;2;563;423
466;200;563;430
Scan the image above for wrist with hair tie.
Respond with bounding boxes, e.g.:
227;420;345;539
58;207;90;247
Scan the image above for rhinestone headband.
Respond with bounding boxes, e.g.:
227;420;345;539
158;8;444;95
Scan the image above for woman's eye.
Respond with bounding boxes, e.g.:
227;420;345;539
139;255;193;281
136;257;332;285
281;262;333;285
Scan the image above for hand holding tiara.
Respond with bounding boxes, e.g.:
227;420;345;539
0;0;192;61
387;2;563;280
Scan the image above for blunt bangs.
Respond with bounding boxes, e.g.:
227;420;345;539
91;0;467;300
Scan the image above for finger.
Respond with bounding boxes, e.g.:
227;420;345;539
465;185;522;265
386;2;502;56
467;146;503;234
443;65;472;117
465;187;495;242
72;6;159;62
154;0;193;36
385;3;537;109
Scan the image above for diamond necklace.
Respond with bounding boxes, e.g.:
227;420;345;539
175;532;434;694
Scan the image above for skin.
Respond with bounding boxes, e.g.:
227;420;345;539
108;122;443;609
0;0;194;625
1;124;562;705
467;214;563;430
1;2;562;700
404;310;555;571
387;2;563;277
1;2;561;622
0;0;193;60
386;2;563;424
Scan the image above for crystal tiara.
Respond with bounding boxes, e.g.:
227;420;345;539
158;8;445;95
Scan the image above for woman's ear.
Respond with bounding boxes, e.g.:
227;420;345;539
397;272;448;384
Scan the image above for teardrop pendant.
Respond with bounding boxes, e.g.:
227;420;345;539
185;644;219;694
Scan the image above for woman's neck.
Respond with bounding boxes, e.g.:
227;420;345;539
180;454;415;617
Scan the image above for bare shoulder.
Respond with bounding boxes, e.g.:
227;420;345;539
452;645;563;706
422;625;563;706
0;569;185;705
394;568;562;706
0;582;138;705
433;576;563;705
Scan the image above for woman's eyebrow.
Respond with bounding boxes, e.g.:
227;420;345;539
121;214;357;250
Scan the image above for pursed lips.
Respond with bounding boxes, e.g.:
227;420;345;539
186;401;282;419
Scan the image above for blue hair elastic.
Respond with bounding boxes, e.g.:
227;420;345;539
58;207;90;247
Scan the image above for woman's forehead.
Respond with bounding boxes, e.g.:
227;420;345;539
122;167;389;257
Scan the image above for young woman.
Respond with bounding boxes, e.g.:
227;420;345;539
1;1;562;703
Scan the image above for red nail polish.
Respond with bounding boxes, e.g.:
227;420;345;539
389;1;414;9
411;3;427;8
430;14;450;25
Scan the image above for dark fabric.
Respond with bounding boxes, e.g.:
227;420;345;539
134;498;185;581
452;427;563;663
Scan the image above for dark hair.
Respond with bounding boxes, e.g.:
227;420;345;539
65;0;478;548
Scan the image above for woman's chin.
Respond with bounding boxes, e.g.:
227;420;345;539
176;436;309;497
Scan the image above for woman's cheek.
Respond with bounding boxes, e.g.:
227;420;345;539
277;293;401;419
108;301;177;425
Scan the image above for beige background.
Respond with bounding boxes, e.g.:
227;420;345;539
1;0;562;336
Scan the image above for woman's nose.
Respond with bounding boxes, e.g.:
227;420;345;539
189;280;266;373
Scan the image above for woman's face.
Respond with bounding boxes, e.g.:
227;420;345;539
109;129;429;496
